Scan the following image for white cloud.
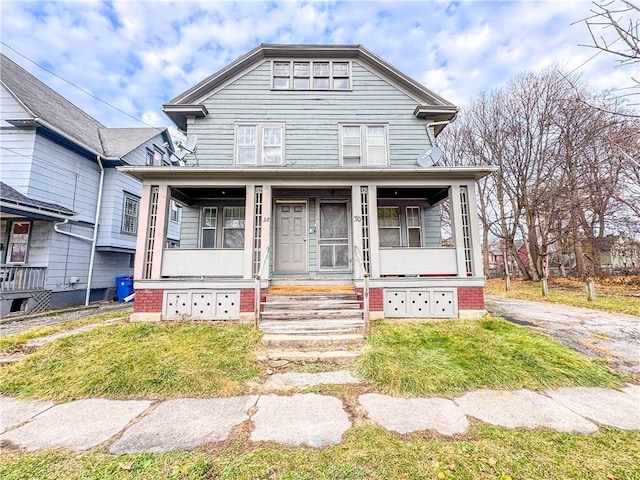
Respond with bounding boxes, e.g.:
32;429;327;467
1;0;635;130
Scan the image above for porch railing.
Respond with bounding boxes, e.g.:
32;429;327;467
0;266;47;293
254;246;271;329
353;246;370;335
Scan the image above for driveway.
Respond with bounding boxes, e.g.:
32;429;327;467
486;295;640;374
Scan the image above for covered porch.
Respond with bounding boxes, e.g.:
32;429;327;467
121;166;490;321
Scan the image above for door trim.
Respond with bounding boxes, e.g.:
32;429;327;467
317;200;352;272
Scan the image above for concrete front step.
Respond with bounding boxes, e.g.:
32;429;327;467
261;310;363;321
263;302;362;312
257;350;361;365
260;319;365;334
262;333;364;349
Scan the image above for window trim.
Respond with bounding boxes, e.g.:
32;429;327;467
405;206;422;248
121;193;139;235
6;221;31;264
271;60;351;91
340;124;389;166
200;206;218;248
234;123;285;166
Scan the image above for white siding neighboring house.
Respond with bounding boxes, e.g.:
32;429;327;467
0;54;174;314
120;44;496;324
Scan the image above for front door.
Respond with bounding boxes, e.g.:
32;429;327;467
274;202;307;273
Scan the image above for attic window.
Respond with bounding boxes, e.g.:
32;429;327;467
272;61;350;90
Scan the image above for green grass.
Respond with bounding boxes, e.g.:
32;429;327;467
1;425;639;479
0;309;130;355
0;322;263;400
485;278;640;316
355;317;623;396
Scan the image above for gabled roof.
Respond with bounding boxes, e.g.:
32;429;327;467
1;54;168;159
99;128;164;158
0;181;75;221
163;44;457;130
1;54;105;153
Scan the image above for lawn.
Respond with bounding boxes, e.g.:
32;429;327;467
355;317;623;396
1;425;639;479
1;316;623;400
0;316;635;479
485;277;640;316
0;322;263;400
0;309;131;355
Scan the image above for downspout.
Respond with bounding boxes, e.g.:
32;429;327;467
85;155;105;306
54;155;105;306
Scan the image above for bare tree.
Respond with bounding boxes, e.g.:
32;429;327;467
442;67;636;279
580;0;640;66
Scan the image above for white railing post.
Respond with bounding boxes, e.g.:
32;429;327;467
254;246;270;330
353;246;370;335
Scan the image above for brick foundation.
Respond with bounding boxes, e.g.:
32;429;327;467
357;287;383;311
457;286;485;310
240;288;255;313
134;289;163;313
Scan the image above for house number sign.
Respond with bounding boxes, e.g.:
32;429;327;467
353;216;362;222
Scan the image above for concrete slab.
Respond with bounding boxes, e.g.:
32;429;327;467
0;398;151;451
455;389;598;433
359;393;469;436
251;393;351;448
109;396;257;454
622;383;640;400
546;387;640;430
1;397;55;433
265;371;361;388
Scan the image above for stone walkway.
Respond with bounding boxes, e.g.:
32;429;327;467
2;372;638;453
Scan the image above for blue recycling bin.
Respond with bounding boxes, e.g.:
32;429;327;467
116;275;134;302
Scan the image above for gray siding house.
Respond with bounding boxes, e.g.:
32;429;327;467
0;54;176;314
121;45;494;326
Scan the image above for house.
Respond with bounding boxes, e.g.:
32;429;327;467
120;44;495;326
599;233;640;272
0;54;177;314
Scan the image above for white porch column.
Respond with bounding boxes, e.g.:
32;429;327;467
243;184;255;280
449;184;467;277
368;185;380;279
150;185;170;280
134;184;169;281
133;183;152;281
260;184;273;280
351;185;364;278
466;182;484;277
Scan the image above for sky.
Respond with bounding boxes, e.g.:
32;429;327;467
1;0;636;136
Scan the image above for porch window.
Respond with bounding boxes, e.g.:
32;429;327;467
200;206;245;249
169;199;181;223
122;194;139;235
377;207;401;247
6;221;30;264
272;61;350;90
377;205;429;248
201;207;217;248
406;206;422;247
235;124;284;165
340;124;388;166
223;207;245;248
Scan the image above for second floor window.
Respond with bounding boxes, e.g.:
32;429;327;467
235;124;284;165
122;194;139;235
340;124;388;166
272;61;350;90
